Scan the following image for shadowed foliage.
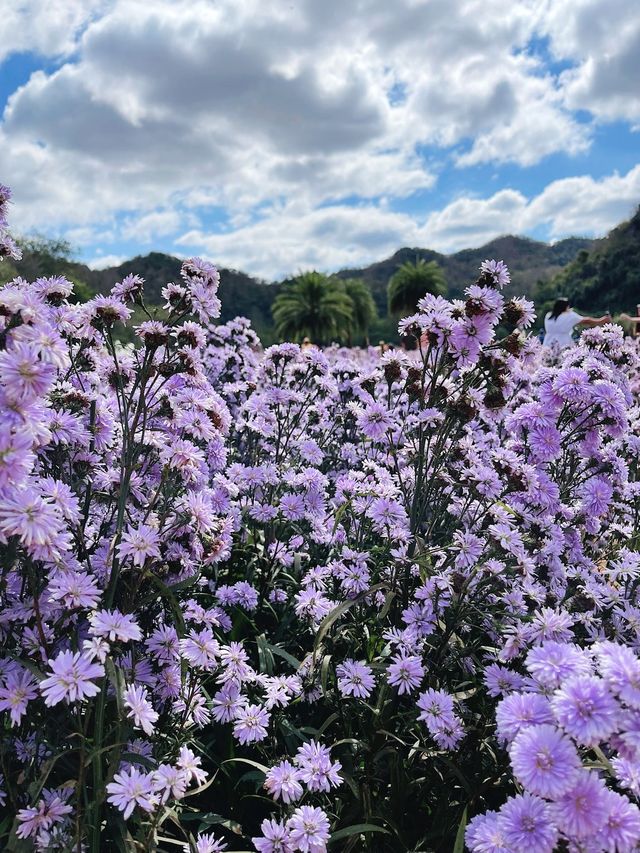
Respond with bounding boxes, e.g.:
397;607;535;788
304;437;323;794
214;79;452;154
387;258;446;316
272;271;354;344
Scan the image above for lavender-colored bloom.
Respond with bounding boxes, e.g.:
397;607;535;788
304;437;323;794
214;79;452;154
553;772;610;839
233;703;270;744
336;660;375;698
480;259;510;288
495;693;554;744
0;342;55;403
0;670;38;726
595;790;640;853
595;641;640;709
106;766;157;820
252;818;293;853
264;761;303;804
387;653;424;694
416;688;456;730
509;724;580;799
89;609;142;643
211;683;245;722
40;652;104;706
526;642;592;690
295;740;342;792
287;806;330;853
189;833;227;853
465;810;510;853
551;675;619;746
117;523;162;567
123;684;159;735
498;793;557;853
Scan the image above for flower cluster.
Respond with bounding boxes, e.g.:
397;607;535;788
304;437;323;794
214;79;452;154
3;179;640;853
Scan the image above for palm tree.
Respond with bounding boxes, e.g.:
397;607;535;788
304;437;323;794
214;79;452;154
387;258;446;316
339;278;377;345
272;271;354;345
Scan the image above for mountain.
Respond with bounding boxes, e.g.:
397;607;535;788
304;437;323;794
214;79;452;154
81;253;279;341
334;235;596;318
2;228;609;342
536;206;640;317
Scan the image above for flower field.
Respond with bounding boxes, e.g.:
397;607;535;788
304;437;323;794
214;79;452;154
2;183;640;852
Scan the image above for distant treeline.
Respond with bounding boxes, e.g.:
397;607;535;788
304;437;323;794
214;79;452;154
2;204;638;343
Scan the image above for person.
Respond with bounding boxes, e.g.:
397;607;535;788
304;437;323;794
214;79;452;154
542;298;610;348
618;311;640;338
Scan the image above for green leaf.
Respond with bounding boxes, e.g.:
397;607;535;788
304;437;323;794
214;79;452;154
453;806;468;853
313;583;388;654
329;823;390;845
222;757;269;776
143;573;186;634
260;640;301;671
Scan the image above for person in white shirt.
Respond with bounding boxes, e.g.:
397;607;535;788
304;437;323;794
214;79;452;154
542;298;610;348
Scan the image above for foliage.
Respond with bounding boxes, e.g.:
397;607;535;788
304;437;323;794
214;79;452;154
338;278;377;345
272;271;355;344
387;258;446;316
534;205;640;323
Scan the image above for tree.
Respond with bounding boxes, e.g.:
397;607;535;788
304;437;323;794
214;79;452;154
272;271;353;345
387;258;446;316
339;278;377;345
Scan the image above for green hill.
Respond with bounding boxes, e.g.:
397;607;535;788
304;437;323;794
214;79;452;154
534;206;640;319
4;225;620;343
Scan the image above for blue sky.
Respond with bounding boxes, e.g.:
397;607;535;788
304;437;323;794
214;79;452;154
0;0;639;279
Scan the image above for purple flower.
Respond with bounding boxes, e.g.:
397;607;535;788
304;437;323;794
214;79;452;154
123;684;159;736
233;703;270;744
498;793;557;853
0;342;56;403
416;688;456;730
264;761;303;804
551;675;619;746
553;772;610;839
465;810;509;853
526;642;592;690
252;818;293;853
495;693;554;744
106;766;157;820
117;523;162;567
595;641;640;709
287;806;330;853
387;653;424;694
189;833;227;853
480;259;510;289
295;740;342;792
509;724;581;799
40;651;104;706
89;609;142;643
0;670;38;726
595;790;640;852
336;660;375;698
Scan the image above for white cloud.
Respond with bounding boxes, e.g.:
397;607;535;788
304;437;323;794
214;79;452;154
87;253;127;269
538;0;640;124
0;0;110;64
419;189;529;252
175;164;640;279
0;0;609;237
177;204;423;278
122;209;182;243
524;164;640;237
0;0;638;278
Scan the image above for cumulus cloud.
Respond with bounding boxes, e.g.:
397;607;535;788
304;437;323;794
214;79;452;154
173;164;640;279
0;0;638;275
0;0;109;64
87;253;127;270
539;0;640;124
